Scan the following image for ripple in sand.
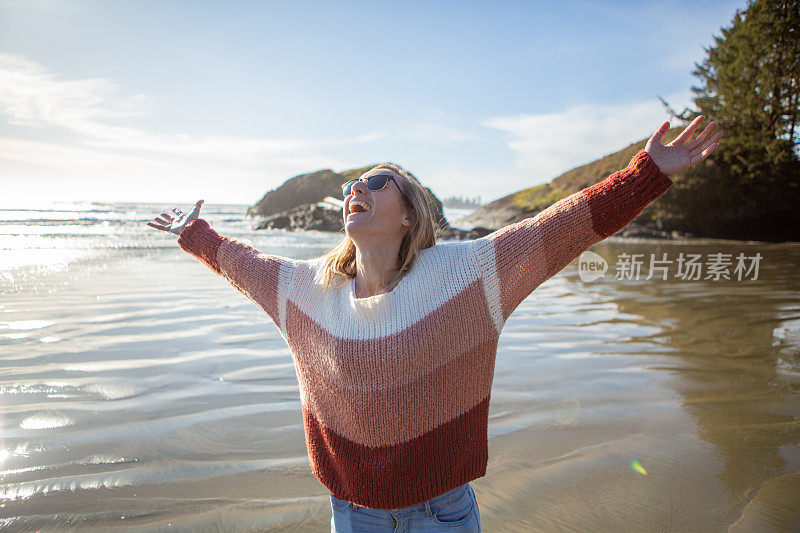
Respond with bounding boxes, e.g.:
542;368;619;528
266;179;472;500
0;456;308;500
83;382;144;400
2;319;56;330
730;471;800;531
76;454;131;465
19;411;76;429
2;332;30;340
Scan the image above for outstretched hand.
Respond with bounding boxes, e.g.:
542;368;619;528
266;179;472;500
644;115;723;176
146;199;204;235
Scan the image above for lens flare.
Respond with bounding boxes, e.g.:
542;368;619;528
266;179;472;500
630;460;647;475
557;397;580;424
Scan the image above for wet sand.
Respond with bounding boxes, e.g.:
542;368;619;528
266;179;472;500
1;236;799;531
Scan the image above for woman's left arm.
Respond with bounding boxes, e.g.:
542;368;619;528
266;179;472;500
471;116;722;323
175;219;298;333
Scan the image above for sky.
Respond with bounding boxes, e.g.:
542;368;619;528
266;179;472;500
0;0;747;206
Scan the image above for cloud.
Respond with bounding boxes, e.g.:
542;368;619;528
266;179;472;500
0;54;351;156
0;54;152;129
0;54;361;202
482;93;693;184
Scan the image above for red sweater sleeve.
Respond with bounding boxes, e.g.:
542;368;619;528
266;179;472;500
471;149;672;323
178;219;297;332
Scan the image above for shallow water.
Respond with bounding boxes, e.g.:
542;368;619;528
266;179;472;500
1;203;798;531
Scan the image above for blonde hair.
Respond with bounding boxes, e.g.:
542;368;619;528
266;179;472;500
317;162;437;292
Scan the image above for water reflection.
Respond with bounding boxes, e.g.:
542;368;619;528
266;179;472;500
589;239;800;513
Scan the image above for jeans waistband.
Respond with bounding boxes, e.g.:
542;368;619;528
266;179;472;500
388;483;469;513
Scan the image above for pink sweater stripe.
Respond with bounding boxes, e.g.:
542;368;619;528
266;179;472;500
286;298;498;447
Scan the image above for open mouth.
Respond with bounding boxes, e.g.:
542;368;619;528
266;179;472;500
346;199;372;219
346;209;372;221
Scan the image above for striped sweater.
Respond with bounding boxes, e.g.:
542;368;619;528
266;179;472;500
177;149;672;509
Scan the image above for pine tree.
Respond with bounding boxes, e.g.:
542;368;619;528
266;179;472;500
659;0;800;241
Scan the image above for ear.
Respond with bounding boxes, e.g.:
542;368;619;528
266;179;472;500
401;208;414;227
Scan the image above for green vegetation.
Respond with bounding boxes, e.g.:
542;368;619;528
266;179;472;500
511;184;565;213
656;0;799;241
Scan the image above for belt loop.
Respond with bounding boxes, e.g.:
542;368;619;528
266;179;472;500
425;500;433;518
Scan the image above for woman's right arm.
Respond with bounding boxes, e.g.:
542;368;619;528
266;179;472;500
147;201;296;332
469;149;673;325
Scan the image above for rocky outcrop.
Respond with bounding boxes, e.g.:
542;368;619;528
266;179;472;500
247;168;360;219
254;201;344;233
437;225;494;240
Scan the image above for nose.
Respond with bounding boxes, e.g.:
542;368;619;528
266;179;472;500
350;179;369;196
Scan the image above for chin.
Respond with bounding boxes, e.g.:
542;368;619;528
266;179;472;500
344;213;373;230
345;220;389;240
344;222;367;236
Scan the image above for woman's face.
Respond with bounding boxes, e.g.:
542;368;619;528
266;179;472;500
343;170;412;240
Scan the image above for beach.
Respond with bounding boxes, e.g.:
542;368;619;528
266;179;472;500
2;203;799;531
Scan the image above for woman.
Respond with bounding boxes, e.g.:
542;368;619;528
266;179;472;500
148;117;721;532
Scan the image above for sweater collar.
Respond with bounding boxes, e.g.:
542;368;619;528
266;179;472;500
347;274;397;322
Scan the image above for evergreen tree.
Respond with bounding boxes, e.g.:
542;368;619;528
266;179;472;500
659;0;800;240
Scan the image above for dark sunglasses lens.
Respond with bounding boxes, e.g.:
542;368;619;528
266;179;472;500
366;175;390;191
342;175;391;196
342;179;356;196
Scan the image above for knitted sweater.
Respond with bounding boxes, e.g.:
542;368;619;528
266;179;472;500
177;149;672;509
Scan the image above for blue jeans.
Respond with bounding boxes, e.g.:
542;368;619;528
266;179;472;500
330;482;481;532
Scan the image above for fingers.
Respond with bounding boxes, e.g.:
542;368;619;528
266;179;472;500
148;203;200;232
674;115;705;144
687;122;718;151
147;221;168;231
689;131;723;157
150;210;176;229
650;121;670;144
689;141;720;166
155;213;174;224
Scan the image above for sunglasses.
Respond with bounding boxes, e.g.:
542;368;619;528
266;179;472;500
341;174;409;204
